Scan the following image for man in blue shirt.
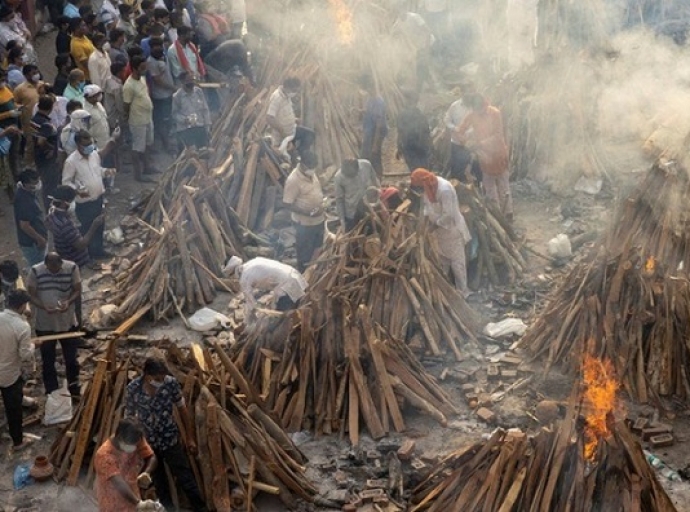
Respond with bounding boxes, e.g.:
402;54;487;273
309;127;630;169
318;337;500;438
125;357;207;512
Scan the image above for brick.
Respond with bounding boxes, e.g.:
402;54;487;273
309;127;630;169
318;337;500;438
500;354;522;365
359;489;385;501
476;407;496;424
632;417;648;434
366;479;387;489
373;495;390;505
642;424;672;441
650;433;675;448
501;369;518;378
487;364;500;380
397;439;416;460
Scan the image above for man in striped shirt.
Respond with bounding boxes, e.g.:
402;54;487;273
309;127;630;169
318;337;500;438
26;252;82;398
46;185;104;269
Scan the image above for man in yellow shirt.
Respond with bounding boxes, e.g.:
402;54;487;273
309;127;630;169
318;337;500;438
69;18;95;81
123;56;155;183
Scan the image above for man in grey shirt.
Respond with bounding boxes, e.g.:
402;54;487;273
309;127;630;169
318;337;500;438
147;37;176;151
0;290;33;449
26;252;82;398
334;158;380;232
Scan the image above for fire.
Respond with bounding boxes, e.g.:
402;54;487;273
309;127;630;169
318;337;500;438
582;354;618;460
645;256;655;273
328;0;354;45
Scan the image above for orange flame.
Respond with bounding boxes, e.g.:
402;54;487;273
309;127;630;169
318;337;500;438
645;256;655;273
582;355;618;460
329;0;354;45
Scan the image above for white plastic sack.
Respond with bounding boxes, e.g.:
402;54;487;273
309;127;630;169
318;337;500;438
187;307;232;332
548;234;572;259
43;382;73;425
483;318;528;338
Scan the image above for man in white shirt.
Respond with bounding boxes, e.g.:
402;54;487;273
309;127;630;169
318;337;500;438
0;290;34;450
83;85;111;150
87;32;112;89
443;86;481;183
62;129;119;259
282;151;324;272
266;76;314;162
224;256;307;318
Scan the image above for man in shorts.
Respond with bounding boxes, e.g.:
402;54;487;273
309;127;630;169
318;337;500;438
122;55;157;182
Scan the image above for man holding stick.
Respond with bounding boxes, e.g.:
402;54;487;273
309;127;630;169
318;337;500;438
334;158;380;232
26;252;82;399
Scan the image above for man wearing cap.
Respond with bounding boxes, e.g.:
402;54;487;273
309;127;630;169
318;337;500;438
282;151;324;272
13;169;47;267
63;68;86;103
334;158;380;232
87;32;112;90
224;256;307;317
83;85;111;151
59;109;91;157
62;130;118;260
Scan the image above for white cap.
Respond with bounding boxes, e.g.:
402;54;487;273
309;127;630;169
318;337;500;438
223;255;243;276
71;109;91;120
84;84;102;98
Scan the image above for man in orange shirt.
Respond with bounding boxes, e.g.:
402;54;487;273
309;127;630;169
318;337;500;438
13;65;45;165
455;92;513;221
94;418;158;512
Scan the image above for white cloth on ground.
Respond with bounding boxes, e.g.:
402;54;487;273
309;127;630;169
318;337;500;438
238;257;307;311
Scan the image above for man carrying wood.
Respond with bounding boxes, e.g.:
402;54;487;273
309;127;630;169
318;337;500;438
26;252;82;399
410;168;471;295
94;418;158;512
0;290;34;451
224;255;307;317
334;158;380;232
283;150;324;272
125;357;208;512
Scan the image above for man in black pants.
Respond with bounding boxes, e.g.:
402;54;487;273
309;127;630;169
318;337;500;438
0;290;34;450
396;90;431;172
26;252;82;398
125;357;208;512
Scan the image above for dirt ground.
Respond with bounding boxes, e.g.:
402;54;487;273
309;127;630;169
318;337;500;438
2;29;690;512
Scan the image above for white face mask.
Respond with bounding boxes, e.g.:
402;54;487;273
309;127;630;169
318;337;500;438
302;168;315;178
31;73;41;82
120;443;137;453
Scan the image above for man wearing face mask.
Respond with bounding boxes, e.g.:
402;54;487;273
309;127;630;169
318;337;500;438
63;68;86;103
171;71;211;151
0;290;35;452
62;130;119;260
266;76;315;162
125;357;207;512
32;95;60;207
94;418;158;512
13;169;47;267
26;252;82;398
283;150;324;272
13;64;45;166
46;186;102;269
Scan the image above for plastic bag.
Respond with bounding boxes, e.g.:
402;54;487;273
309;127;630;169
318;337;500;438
483;318;528;338
547;234;572;259
43;381;73;426
187;307;232;332
13;463;33;489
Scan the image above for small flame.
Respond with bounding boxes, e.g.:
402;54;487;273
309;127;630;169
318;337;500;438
329;0;354;45
582;354;618;460
645;256;655;273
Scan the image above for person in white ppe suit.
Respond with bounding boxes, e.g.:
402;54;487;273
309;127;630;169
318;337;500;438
224;256;307;316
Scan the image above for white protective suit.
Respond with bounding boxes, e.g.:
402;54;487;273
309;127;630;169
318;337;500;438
422;177;471;293
225;256;307;315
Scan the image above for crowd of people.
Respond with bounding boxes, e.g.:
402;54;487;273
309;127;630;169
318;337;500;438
0;0;518;510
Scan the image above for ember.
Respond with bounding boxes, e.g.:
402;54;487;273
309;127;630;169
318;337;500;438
328;0;354;45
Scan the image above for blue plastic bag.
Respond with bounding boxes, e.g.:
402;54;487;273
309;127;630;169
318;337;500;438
13;463;34;489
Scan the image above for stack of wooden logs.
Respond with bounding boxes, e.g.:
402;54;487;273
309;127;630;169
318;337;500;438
231;207;478;442
520;162;690;402
112;154;257;322
50;342;316;511
455;182;526;286
410;402;677;511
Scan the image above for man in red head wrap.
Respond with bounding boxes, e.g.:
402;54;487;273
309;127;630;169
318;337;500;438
410;168;471;294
